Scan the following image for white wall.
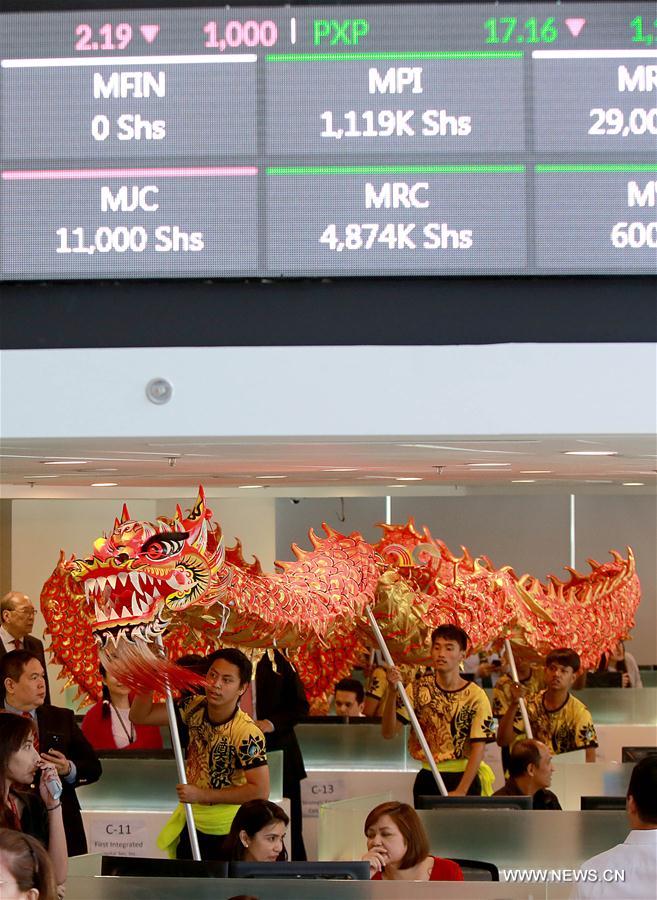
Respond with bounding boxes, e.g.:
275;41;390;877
2;344;656;438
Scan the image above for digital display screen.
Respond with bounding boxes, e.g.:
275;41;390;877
1;3;656;279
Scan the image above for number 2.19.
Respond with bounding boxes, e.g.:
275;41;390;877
75;23;133;51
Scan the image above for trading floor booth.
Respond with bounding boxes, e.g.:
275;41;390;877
69;695;657;878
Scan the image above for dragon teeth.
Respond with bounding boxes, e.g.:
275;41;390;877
129;572;141;590
97;576;107;593
118;572;129;587
107;574;117;589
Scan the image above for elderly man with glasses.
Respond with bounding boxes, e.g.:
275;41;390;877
0;591;51;703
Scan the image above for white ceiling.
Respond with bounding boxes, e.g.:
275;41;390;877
1;433;655;498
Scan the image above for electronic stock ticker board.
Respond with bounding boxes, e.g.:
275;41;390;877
1;3;656;279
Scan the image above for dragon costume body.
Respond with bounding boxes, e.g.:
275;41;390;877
40;488;641;706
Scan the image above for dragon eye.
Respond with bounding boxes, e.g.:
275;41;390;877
141;533;187;562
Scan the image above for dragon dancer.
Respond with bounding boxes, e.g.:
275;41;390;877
382;624;497;804
130;648;269;859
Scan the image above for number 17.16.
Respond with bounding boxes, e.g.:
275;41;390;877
484;17;557;43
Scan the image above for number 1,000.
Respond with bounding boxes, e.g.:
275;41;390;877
203;20;277;48
484;17;557;43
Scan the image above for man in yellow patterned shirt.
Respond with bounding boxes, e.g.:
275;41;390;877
497;648;597;762
131;647;269;858
382;624;497;803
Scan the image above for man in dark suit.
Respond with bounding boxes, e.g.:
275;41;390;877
253;648;309;860
1;649;102;856
0;591;51;703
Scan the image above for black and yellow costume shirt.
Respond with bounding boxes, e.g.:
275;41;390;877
396;672;496;764
511;689;598;754
178;696;267;791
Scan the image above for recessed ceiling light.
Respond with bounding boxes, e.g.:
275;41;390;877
584;480;613;484
622;482;644;486
238;484;263;489
91;482;118;487
255;475;287;479
43;460;88;466
520;470;552;474
468;463;511;468
323;468;358;472
511;479;536;483
95;468;118;472
387;484;407;488
396;476;422;481
564;451;618;456
399;444;527;453
23;475;59;479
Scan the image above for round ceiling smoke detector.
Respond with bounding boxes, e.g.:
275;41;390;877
145;378;173;405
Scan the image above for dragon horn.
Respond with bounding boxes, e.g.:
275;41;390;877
187;484;212;521
175;504;184;521
120;503;130;524
188;485;207;522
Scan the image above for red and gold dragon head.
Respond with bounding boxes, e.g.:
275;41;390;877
63;487;230;690
72;486;229;653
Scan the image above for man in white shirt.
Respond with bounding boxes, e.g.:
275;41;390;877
572;755;657;899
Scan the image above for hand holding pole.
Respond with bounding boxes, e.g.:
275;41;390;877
503;638;533;739
366;606;448;796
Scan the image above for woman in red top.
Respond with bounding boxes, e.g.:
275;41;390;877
81;666;163;751
362;801;463;882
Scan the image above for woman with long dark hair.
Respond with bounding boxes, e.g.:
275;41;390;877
221;800;289;862
0;827;57;900
0;714;67;888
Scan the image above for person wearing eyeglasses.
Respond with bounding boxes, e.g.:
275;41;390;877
0;594;50;705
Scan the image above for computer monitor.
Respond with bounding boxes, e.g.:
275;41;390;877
101;857;228;878
585;671;623;688
416;794;532;810
228;861;370;880
580;796;627;811
622;746;657;763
